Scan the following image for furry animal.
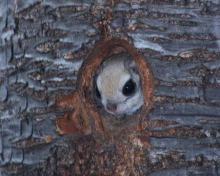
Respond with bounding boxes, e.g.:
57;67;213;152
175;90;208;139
95;52;143;117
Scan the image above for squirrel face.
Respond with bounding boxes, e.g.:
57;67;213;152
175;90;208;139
95;53;143;117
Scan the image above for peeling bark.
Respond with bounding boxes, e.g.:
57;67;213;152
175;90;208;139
1;0;220;175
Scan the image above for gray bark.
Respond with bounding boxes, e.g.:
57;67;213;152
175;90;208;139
1;0;220;175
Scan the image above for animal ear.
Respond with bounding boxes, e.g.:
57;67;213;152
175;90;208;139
96;64;104;75
124;59;138;73
96;57;109;75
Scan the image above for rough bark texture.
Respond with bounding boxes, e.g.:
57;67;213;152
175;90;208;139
1;0;220;175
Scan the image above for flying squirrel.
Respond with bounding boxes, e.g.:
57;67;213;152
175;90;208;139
95;52;143;118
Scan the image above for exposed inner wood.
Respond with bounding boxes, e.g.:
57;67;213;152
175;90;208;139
1;0;220;175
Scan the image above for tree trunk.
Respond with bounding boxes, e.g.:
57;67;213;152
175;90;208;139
1;0;220;175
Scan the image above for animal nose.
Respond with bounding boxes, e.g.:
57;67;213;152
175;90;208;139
106;103;117;112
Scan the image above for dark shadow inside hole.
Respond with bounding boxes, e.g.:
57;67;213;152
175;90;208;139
93;51;143;121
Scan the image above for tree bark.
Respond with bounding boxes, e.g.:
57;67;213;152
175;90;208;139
1;0;220;175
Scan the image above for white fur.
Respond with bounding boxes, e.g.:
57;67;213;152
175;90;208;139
96;53;143;116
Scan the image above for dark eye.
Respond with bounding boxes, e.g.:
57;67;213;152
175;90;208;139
95;86;101;99
122;79;136;96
